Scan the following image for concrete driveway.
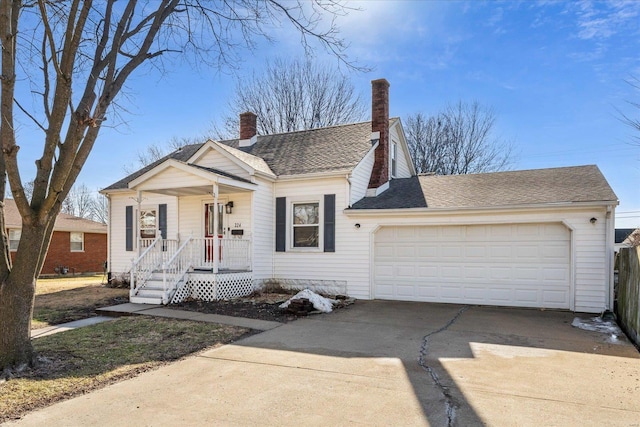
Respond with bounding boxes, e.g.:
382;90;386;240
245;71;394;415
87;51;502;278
7;301;640;426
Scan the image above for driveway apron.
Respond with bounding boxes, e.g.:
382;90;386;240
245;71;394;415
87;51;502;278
6;301;640;427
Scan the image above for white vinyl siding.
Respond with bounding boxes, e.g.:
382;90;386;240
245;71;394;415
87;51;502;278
251;177;274;281
178;192;252;240
345;206;611;313
193;149;251;180
349;148;375;206
108;192;178;273
136;166;215;191
273;176;366;293
389;122;412;178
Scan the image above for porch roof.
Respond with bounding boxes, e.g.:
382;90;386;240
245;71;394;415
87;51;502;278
127;159;256;197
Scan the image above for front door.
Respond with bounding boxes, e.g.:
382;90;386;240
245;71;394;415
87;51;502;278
204;203;224;263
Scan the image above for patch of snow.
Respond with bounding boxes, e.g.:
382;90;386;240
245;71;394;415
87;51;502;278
279;289;338;313
571;316;625;344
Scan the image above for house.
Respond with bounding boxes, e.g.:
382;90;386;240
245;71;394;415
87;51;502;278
615;228;640;252
101;79;618;313
4;199;107;276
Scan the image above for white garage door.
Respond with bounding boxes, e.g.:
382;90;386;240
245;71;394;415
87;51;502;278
374;223;571;309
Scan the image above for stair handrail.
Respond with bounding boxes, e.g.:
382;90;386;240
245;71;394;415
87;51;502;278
161;236;194;303
130;235;162;292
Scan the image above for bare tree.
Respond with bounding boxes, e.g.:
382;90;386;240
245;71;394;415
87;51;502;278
61;183;95;219
406;102;515;175
123;135;203;174
91;192;108;225
619;75;640;145
0;0;357;373
215;57;366;138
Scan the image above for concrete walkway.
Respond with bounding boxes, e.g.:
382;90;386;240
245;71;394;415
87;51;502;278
31;316;115;338
30;303;281;340
12;301;640;426
97;303;282;331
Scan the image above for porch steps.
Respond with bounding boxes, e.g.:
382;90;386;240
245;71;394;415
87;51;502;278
131;276;180;305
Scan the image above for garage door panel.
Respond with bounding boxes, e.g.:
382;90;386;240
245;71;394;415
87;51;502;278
416;265;438;278
441;266;462;279
374;223;571;309
465;245;486;258
464;266;488;279
489;267;512;280
516;245;540;259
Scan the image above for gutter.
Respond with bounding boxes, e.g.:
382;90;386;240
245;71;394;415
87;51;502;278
344;200;620;216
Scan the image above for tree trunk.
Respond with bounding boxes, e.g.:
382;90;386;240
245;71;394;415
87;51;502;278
0;275;36;371
0;223;49;373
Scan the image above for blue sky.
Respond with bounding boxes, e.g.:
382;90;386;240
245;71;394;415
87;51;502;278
15;1;640;227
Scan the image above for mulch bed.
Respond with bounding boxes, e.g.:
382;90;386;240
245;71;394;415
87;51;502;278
171;291;354;323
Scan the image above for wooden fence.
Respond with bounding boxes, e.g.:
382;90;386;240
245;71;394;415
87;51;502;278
615;246;640;348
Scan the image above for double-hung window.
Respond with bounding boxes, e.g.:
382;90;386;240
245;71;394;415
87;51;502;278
70;232;84;252
391;142;397;177
139;209;157;239
9;229;20;251
292;202;319;248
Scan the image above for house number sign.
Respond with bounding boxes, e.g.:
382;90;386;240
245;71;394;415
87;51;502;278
234;223;242;228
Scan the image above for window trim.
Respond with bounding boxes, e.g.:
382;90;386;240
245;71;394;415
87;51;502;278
8;229;21;252
391;141;397;178
139;208;158;240
289;197;323;251
70;232;84;252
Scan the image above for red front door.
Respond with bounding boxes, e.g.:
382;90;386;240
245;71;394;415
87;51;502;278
204;203;224;263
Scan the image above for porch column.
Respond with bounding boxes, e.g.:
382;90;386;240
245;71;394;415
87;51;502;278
212;183;219;274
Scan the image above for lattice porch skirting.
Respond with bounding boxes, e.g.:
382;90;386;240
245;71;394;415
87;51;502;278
171;272;253;303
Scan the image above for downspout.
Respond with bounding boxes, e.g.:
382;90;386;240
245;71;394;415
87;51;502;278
136;190;142;256
106;193;111;280
271;180;276;282
605;205;614;312
346;174;352;208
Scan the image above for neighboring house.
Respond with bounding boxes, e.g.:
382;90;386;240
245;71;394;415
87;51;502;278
4;199;107;276
102;79;618;313
615;228;640;252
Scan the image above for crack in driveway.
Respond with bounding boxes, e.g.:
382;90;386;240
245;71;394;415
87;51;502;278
418;306;469;427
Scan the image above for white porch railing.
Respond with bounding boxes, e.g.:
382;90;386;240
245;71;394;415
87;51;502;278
131;237;179;293
161;237;193;302
131;237;252;303
190;238;252;271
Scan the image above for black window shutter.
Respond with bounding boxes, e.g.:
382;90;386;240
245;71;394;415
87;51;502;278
324;194;335;252
159;204;167;239
125;206;133;251
275;197;286;252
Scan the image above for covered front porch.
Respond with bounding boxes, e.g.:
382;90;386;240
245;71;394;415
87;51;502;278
126;159;257;304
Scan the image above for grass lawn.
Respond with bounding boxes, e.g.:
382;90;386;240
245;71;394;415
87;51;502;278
33;275;128;329
1;316;251;423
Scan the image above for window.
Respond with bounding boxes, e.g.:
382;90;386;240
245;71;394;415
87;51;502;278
70;232;84;252
139;209;157;239
391;142;397;177
9;229;20;251
292;202;319;248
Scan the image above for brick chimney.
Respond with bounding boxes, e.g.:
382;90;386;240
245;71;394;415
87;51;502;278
368;79;390;190
239;111;257;147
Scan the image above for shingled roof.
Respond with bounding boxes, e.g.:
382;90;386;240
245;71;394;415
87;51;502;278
220;120;384;176
103;119;392;191
3;199;107;233
350;165;617;210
